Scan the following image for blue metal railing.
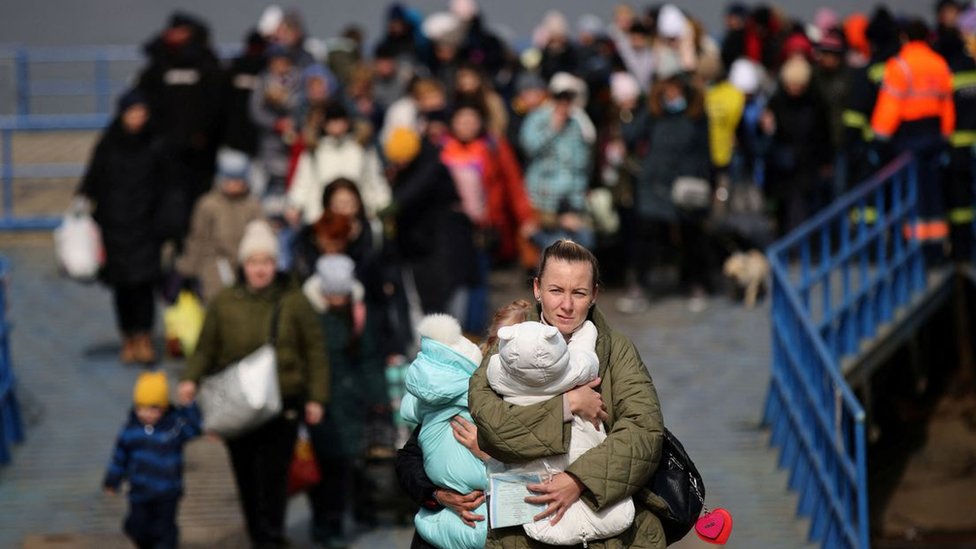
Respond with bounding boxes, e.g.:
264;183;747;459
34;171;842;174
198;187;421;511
0;114;110;230
762;153;924;548
0;45;142;116
0;43;243;231
0;255;25;466
0;44;238;117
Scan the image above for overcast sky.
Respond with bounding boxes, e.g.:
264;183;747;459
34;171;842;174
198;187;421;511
0;1;937;49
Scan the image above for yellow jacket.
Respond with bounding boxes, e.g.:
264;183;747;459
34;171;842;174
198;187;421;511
705;81;746;168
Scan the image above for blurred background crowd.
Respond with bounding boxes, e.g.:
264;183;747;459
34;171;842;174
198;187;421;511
81;0;976;358
53;0;976;546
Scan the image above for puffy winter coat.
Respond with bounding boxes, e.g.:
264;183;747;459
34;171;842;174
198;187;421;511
176;189;263;303
182;279;330;406
249;67;302;180
78;120;164;286
303;277;387;460
103;404;202;502
440;135;536;263
519;104;593;215
634;109;710;222
401;337;488;549
391;142;477;313
288;135;390;224
469;307;667;549
219;50;265;156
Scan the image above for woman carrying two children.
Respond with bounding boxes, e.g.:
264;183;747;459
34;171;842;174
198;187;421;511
397;240;668;548
469;240;668;548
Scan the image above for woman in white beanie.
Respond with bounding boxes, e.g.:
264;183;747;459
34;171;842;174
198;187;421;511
178;218;329;548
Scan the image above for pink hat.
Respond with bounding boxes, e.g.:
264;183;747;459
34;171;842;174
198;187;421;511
610;72;641;105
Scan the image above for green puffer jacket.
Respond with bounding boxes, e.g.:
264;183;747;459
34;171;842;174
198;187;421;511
182;280;330;405
469;306;666;549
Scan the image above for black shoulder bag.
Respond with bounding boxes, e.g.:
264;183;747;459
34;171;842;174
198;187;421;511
645;427;706;545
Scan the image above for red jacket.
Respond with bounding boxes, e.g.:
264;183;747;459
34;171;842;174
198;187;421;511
440;135;537;262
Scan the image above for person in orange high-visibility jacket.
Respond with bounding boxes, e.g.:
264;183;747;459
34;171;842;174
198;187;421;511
871;18;955;264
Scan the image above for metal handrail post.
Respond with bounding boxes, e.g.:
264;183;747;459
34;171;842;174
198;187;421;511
2;128;12;220
15;48;29;116
95;54;110;115
855;420;869;549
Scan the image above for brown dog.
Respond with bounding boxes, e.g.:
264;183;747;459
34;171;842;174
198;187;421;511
722;250;770;308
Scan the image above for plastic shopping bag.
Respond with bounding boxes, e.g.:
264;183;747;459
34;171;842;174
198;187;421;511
163;290;205;358
54;202;103;282
287;426;321;495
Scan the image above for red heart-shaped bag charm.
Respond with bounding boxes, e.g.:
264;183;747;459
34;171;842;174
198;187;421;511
695;508;733;544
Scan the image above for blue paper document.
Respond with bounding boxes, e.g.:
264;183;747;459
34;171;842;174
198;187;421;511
488;472;547;529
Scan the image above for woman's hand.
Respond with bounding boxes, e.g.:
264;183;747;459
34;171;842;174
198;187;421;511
304;402;324;425
566;377;608;428
526;472;585;525
177;381;197;406
451;416;488;461
760;110;776;135
433;488;486;527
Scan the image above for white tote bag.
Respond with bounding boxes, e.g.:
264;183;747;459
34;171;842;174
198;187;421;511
198;306;283;438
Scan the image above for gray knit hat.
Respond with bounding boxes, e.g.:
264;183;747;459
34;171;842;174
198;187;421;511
316;254;356;296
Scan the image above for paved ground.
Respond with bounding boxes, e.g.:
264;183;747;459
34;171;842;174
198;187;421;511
0;234;816;548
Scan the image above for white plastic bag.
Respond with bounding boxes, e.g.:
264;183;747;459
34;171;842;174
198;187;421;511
671;176;712;211
54;203;103;282
197;344;282;438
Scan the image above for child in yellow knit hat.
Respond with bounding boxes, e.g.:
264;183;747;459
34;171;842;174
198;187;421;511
104;371;202;548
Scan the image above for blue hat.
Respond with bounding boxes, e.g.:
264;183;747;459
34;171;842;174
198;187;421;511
303;63;338;93
217;148;250;181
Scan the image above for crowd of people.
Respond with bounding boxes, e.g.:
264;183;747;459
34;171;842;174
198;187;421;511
86;1;976;547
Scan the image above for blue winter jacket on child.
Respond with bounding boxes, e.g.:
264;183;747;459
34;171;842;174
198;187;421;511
400;338;487;549
103;404;202;502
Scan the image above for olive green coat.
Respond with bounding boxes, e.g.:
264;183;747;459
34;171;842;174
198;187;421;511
182;280;330;405
468;307;666;549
